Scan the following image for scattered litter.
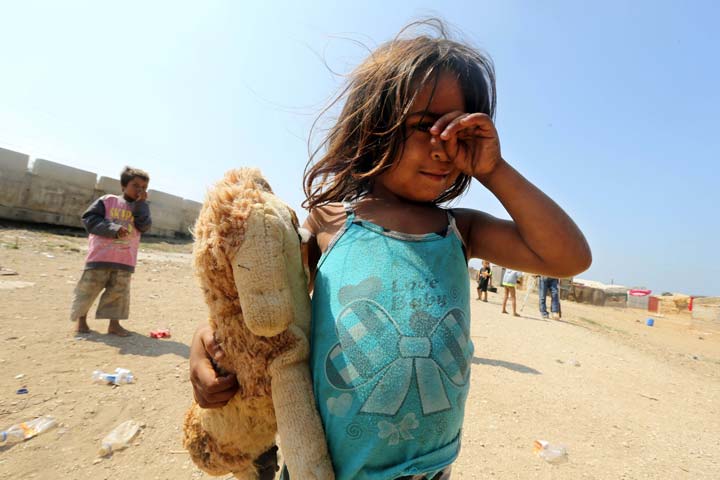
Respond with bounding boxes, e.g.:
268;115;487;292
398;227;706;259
15;374;25;379
92;368;135;385
42;253;55;258
0;267;18;276
0;280;35;290
645;318;655;327
149;329;171;339
98;420;142;457
16;388;29;394
638;393;659;401
534;440;568;464
0;416;57;446
555;359;580;367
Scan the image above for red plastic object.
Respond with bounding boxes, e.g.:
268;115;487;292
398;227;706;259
149;329;171;338
689;296;694;312
628;289;652;296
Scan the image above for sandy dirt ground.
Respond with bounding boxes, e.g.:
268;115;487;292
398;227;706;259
1;224;718;479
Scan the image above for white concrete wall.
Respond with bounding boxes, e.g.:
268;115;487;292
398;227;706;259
147;189;185;236
182;199;202;236
24;159;97;227
0;147;199;238
97;176;122;195
0;147;30;209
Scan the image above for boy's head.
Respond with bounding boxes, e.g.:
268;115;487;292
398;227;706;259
482;260;490;268
120;166;150;201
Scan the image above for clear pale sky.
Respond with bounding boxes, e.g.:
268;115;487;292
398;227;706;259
0;1;717;296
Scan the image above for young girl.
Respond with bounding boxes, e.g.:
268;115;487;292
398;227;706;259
500;268;521;316
476;260;492;301
189;20;591;480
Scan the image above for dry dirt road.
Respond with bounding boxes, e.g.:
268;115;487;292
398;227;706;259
1;224;718;479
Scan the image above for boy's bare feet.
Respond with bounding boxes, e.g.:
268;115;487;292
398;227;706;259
108;320;131;337
75;316;91;334
513;313;521;317
501;310;508;314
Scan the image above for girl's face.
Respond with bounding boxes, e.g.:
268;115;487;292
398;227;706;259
373;71;464;202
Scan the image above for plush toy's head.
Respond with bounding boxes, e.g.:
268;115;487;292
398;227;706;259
192;168;311;337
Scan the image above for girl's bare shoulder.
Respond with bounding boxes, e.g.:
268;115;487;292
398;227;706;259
306;203;345;232
305;203;347;253
450;207;496;242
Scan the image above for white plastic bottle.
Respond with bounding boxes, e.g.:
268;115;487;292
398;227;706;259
0;416;57;446
533;439;569;464
92;368;135;385
98;420;141;456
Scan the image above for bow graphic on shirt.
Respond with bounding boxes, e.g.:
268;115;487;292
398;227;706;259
324;298;473;416
377;413;420;445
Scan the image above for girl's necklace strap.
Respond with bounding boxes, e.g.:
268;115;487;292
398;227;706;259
341;200;356;221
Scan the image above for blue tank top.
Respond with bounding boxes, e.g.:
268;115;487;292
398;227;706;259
310;204;473;480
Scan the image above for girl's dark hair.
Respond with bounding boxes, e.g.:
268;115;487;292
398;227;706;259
303;18;496;209
120;166;150;187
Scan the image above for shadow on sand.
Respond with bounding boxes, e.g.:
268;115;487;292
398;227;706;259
472;356;541;375
78;331;189;359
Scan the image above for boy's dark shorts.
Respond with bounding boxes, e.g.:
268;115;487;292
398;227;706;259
70;269;132;320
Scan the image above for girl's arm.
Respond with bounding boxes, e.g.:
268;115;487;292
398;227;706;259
456;159;591;277
433;112;591;277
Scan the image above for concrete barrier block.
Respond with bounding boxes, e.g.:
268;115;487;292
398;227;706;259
97;176;122;194
182;199;202;233
149;205;184;232
0;149;31;207
24;175;95;227
0;147;29;174
32;159;96;189
148;189;184;209
145;189;185;233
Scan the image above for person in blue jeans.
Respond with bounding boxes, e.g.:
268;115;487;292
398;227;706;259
539;277;561;319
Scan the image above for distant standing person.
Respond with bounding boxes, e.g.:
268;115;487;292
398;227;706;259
476;260;492;301
539;276;561;319
70;166;151;336
501;268;521;316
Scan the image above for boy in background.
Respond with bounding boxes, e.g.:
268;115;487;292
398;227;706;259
70;166;151;336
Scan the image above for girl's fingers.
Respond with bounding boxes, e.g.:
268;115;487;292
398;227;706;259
444;113;494;140
439;114;471;140
430;110;465;137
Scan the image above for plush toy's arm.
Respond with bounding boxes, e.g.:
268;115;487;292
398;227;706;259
231;205;295;337
269;325;335;480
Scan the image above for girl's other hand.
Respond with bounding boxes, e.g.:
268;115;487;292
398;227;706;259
430;111;502;180
189;323;239;408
